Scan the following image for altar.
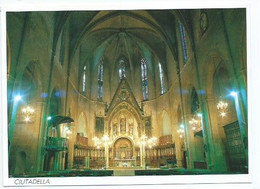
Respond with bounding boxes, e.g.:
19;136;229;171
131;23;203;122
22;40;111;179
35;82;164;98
114;159;136;168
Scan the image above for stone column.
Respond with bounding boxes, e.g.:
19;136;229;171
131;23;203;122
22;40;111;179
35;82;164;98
172;121;183;168
139;145;143;168
183;113;194;169
105;145;109;168
205;95;227;171
34;101;48;173
175;138;183;168
67;125;76;169
53;152;59;171
143;143;146;168
61;152;66;170
231;91;248;165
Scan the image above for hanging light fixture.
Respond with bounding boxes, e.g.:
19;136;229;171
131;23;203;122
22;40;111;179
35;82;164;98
189;117;199;131
217;100;228;117
214;64;229;118
92;136;101;149
22;105;35;123
177;124;185;138
147;137;158;149
92;135;112;149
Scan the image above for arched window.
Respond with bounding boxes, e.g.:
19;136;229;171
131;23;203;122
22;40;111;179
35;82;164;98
191;87;200;114
82;65;86;94
179;22;189;63
141;58;149;100
97;58;104;101
158;62;166;94
119;58;126;80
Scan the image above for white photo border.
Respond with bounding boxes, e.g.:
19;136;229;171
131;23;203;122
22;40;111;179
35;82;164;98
1;0;259;188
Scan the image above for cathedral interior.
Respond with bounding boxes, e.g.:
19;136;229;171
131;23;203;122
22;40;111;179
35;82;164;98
6;9;248;177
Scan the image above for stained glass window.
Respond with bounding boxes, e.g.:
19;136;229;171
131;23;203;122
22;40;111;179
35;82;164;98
119;58;126;80
141;58;149;100
82;65;87;94
159;62;166;94
97;58;104;101
179;22;189;63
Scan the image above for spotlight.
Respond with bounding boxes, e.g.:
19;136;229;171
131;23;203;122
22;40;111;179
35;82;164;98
230;91;238;97
47;116;52;121
14;95;21;101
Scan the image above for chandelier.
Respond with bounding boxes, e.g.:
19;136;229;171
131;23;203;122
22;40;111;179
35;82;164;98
137;135;158;149
217;100;228;117
92;137;102;149
147;137;158;149
137;135;148;146
189;118;199;131
177;124;185;138
22;106;35;122
92;135;112;149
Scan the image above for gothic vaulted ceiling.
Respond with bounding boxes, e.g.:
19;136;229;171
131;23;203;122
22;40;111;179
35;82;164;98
56;10;180;78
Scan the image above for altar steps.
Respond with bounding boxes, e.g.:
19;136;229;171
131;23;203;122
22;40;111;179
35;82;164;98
113;169;135;176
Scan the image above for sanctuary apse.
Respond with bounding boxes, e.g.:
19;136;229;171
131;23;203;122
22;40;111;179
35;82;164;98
74;78;174;169
6;9;247;177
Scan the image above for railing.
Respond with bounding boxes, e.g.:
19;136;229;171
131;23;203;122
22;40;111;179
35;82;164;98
159;135;172;146
75;135;88;147
46;137;68;151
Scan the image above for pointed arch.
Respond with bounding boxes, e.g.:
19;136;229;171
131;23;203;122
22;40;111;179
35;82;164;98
77;112;88;137
107;102;142;127
191;87;200;115
162;111;172;136
49;88;61;117
19;62;38;103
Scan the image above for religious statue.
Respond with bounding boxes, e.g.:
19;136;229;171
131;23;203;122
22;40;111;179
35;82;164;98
120;117;126;134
